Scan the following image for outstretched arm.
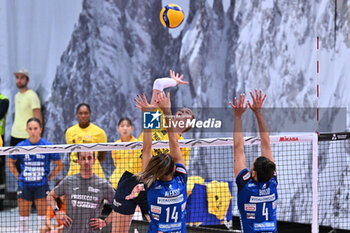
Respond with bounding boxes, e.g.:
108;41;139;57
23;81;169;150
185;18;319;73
150;70;188;105
135;94;158;171
248;89;273;162
229;94;248;178
158;91;184;166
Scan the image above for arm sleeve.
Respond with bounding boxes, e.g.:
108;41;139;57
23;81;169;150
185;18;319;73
98;129;107;143
174;163;187;183
30;91;41;109
104;182;116;203
235;168;251;193
0;99;9;119
153;78;177;91
53;178;68;196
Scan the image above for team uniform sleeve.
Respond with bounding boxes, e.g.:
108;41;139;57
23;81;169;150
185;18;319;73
174;163;187;183
235;168;251;193
53;177;68;196
29;91;41;109
104;181;115;203
98;129;107;143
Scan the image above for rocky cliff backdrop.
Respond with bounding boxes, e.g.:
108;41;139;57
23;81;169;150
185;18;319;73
1;0;349;230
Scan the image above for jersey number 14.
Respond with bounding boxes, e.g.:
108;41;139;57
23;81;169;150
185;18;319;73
165;207;178;222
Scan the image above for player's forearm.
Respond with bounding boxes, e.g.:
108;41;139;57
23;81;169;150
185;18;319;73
255;111;273;161
142;129;153;170
49;161;63;181
233;116;245;154
7;159;19;179
47;192;59;210
33;108;42;124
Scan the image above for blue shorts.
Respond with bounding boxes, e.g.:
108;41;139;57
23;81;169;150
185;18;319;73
112;171;149;215
17;185;50;201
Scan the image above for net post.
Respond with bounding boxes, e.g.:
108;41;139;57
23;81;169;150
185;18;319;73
311;133;319;233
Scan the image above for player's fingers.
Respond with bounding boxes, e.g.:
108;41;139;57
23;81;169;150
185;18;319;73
229;102;235;109
262;94;267;103
249;91;255;102
255;89;258;99
234;97;238;106
259;89;262;99
247;100;252;109
142;93;148;104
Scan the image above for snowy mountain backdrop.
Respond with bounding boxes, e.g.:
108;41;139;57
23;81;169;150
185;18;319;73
1;0;350;230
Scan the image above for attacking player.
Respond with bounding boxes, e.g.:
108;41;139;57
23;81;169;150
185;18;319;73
111;70;193;233
126;91;188;233
229;90;278;233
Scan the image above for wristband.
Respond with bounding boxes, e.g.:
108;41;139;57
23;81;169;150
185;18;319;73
53;207;60;214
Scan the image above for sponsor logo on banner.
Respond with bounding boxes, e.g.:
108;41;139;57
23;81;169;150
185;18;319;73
72;200;77;207
243;173;251;180
73;187;79;191
244;204;256;212
247;213;255;219
151;205;161;214
157;194;184;205
279;136;299;142
250;194;276;203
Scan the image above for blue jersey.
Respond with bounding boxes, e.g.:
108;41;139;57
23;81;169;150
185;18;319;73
236;168;278;233
10;138;60;188
146;164;188;233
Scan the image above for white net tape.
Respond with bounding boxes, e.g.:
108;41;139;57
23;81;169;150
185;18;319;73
0;134;316;155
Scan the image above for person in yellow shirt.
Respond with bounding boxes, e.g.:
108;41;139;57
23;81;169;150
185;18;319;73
111;70;193;233
109;117;140;189
65;103;107;179
11;69;42;146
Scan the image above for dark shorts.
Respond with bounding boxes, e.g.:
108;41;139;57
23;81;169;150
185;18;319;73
112;171;149;215
17;185;50;201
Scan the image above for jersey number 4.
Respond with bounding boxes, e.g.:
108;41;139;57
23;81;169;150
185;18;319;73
165;207;178;222
262;202;268;221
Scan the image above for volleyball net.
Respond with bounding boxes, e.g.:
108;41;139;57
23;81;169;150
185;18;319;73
0;133;349;232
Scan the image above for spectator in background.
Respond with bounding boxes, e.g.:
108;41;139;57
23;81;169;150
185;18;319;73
11;69;42;146
109;117;139;189
0;87;9;142
0;80;8;210
7;118;63;232
65;103;107;179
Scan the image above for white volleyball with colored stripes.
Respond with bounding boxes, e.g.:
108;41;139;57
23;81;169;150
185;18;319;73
160;4;184;28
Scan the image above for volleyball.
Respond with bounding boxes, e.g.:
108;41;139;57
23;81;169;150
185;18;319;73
160;4;184;28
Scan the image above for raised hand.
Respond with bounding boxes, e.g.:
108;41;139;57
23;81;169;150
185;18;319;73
157;91;171;112
134;93;158;112
247;89;267;114
170;70;188;85
229;94;248;117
